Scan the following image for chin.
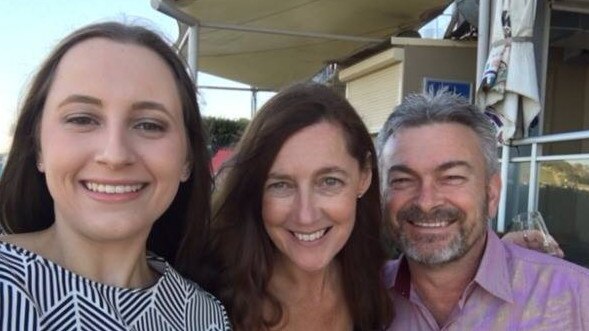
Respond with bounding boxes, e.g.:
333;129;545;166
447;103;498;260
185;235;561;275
405;239;466;265
292;257;333;273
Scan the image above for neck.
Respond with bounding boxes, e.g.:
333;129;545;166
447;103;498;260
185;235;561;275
32;224;156;288
270;257;342;302
407;231;488;327
268;258;352;330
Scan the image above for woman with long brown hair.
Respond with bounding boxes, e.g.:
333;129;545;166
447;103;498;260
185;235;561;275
195;82;393;330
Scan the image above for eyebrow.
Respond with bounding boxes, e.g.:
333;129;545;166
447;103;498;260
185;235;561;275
387;165;416;176
316;166;349;177
58;95;171;114
267;166;348;180
437;160;473;172
266;173;292;182
131;101;170;113
388;161;473;176
58;94;102;107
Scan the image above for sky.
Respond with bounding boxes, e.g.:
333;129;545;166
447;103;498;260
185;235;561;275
0;0;273;153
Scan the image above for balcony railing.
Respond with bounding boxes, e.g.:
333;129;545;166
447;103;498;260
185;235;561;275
497;130;589;231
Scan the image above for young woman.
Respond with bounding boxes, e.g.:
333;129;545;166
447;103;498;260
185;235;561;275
197;83;393;330
0;22;229;330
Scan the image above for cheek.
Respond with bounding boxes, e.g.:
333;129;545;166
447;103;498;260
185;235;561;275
453;186;487;212
327;196;357;229
261;196;285;228
329;200;357;251
136;138;187;176
384;192;406;220
40;132;92;184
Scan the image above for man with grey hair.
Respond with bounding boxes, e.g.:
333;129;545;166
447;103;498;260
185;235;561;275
378;91;589;330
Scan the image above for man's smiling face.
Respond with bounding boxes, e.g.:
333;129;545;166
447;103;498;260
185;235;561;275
381;122;500;265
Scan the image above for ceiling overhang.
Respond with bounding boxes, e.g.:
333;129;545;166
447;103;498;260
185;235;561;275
156;0;450;90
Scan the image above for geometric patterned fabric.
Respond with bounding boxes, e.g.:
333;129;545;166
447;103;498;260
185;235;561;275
0;242;230;331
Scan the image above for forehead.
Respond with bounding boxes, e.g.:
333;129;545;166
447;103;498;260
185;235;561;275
270;121;357;171
48;38;180;104
382;122;486;172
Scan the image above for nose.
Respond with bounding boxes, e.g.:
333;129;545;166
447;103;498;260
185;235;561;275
296;188;320;225
415;179;442;212
94;125;136;169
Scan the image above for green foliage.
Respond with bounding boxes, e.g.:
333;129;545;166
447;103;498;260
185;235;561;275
203;117;249;153
543;161;589;187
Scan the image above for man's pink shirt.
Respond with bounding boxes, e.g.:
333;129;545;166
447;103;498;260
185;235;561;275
384;230;589;330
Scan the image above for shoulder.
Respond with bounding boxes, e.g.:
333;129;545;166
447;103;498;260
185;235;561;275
503;240;589;284
157;260;231;330
167;265;228;312
0;240;33;286
0;242;39;326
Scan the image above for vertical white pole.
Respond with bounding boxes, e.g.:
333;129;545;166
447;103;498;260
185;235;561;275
497;145;511;232
528;143;539;212
188;24;199;86
476;0;492;87
251;88;258;118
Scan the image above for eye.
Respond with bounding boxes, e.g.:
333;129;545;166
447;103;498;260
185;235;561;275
265;180;295;197
315;176;346;195
388;177;415;190
442;175;467;185
320;176;344;188
64;114;99;126
267;181;288;190
63;114;100;131
134;120;166;132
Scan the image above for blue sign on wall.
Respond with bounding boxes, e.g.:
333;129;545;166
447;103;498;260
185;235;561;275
423;78;473;102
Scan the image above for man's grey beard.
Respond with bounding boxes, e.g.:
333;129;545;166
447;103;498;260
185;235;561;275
392;202;486;266
397;224;469;265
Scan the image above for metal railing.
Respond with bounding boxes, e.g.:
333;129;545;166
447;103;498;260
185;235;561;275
496;129;589;231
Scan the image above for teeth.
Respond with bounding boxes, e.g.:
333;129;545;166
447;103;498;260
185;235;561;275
412;221;450;228
85;182;143;194
294;229;327;242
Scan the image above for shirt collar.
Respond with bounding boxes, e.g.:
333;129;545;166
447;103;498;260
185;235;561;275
390;256;411;298
387;228;514;303
473;229;514;303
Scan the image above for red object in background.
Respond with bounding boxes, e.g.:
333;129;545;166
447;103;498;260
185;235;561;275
211;148;233;174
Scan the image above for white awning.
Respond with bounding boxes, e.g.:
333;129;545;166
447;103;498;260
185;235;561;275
155;0;449;90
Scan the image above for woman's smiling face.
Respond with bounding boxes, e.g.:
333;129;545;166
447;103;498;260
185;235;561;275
261;121;372;273
38;37;189;243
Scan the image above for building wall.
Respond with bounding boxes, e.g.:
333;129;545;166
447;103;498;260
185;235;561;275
340;43;477;133
543;47;589;154
402;45;477;98
345;63;403;134
339;48;404;134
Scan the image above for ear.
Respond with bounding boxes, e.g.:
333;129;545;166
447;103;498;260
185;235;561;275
486;173;502;218
37;154;45;173
357;157;373;198
180;162;191;182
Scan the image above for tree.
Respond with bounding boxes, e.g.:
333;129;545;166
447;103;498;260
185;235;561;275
203;117;249;153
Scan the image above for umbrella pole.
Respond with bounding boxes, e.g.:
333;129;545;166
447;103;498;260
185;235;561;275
476;0;492;86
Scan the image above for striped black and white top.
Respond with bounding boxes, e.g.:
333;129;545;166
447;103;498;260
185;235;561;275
0;241;231;331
